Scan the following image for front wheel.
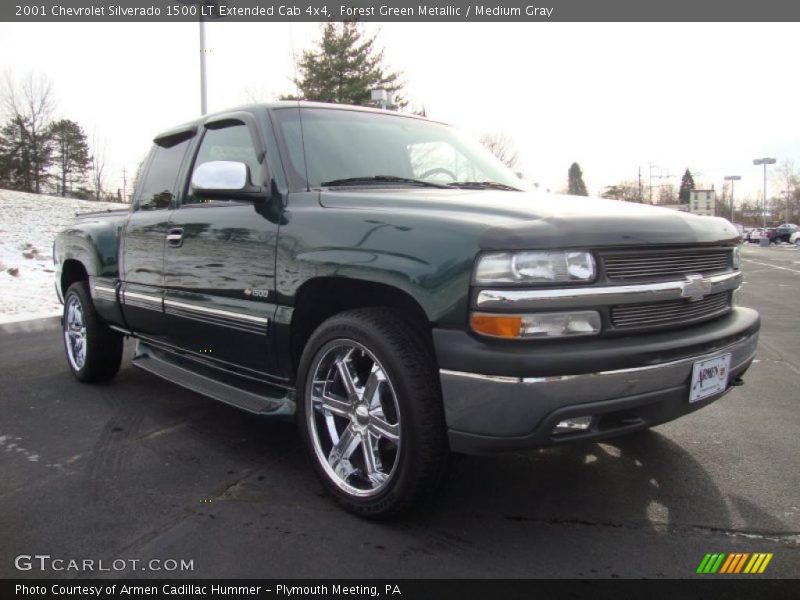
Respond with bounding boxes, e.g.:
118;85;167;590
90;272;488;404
63;281;123;382
296;308;448;518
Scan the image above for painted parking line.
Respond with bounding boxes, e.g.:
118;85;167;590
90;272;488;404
742;258;800;275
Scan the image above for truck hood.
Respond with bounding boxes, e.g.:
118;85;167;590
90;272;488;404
319;189;740;250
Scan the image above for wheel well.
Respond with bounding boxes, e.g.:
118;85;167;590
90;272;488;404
290;278;432;375
61;260;89;296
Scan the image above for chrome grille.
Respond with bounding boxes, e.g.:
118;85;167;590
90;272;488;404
603;250;731;281
611;292;731;329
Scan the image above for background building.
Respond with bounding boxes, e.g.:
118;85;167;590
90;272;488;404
690;188;717;216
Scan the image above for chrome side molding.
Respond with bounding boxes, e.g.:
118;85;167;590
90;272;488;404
163;299;269;325
93;284;117;302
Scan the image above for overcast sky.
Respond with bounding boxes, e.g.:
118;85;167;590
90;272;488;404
1;21;797;200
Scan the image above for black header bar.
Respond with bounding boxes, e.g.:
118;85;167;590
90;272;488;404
4;0;800;22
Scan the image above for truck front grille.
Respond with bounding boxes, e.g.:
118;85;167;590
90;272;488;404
611;292;732;330
602;250;731;281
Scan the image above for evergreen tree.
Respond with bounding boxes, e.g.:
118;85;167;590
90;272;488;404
0;144;8;189
50;119;91;196
0;115;54;193
0;119;20;189
567;162;588;196
285;22;405;109
678;168;695;203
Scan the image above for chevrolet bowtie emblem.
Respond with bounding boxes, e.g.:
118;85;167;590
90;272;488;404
680;274;712;302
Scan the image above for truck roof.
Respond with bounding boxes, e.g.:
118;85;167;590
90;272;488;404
153;101;444;144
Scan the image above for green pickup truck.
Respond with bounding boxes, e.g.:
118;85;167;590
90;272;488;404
54;102;759;517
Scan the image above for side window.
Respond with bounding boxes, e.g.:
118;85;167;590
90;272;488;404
186;124;260;204
136;138;191;211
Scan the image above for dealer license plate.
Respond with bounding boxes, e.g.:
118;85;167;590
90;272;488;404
689;353;732;404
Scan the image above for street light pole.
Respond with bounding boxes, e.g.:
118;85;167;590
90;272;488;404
761;163;767;228
199;15;208;115
179;0;213;115
753;158;776;228
724;175;741;223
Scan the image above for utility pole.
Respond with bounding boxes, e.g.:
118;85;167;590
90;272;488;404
648;163;657;203
648;164;673;205
638;166;643;203
122;167;128;203
753;158;776;228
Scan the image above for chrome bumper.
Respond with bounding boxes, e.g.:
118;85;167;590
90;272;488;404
441;329;758;453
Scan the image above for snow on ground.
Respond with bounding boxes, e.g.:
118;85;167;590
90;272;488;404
0;189;124;324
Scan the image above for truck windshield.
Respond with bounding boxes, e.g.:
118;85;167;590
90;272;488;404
273;107;523;192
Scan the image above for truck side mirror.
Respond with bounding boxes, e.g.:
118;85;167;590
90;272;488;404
192;160;247;191
191;161;262;200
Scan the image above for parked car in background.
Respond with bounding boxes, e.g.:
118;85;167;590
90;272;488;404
790;231;800;246
748;228;779;244
773;223;799;243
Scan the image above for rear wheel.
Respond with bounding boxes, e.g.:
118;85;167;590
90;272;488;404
296;308;448;518
62;281;123;382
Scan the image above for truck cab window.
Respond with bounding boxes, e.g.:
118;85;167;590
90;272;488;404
186;124;260;204
136;138;191;211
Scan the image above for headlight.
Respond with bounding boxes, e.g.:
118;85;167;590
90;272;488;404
474;251;596;284
732;246;741;269
470;311;602;339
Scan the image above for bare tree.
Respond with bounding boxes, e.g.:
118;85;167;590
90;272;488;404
242;85;276;104
601;180;642;203
657;183;677;205
1;71;56;193
90;133;107;201
737;196;763;227
774;159;800;223
479;132;521;171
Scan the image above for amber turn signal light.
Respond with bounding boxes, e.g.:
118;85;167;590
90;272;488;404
470;313;523;338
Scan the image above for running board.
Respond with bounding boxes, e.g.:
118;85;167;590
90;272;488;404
132;343;294;416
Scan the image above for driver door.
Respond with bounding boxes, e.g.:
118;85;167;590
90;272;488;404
162;119;280;376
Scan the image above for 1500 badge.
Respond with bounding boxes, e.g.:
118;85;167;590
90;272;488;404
244;288;270;299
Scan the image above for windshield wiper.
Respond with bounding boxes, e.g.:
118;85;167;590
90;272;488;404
319;175;454;189
449;181;523;191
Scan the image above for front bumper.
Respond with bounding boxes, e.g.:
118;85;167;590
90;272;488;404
435;307;759;454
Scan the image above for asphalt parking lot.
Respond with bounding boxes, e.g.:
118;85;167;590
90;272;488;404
1;242;799;579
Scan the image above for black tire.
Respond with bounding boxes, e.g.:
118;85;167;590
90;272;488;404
296;308;448;518
62;281;123;382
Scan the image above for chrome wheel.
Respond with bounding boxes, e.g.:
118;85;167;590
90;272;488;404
64;295;87;371
306;340;401;498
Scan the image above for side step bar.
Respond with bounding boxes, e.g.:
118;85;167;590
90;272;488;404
132;344;294;416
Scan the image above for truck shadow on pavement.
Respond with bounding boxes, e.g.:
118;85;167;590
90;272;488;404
433;433;732;532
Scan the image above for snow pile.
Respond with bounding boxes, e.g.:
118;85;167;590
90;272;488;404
0;189;124;324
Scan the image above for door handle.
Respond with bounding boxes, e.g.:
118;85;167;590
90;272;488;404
166;228;184;248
